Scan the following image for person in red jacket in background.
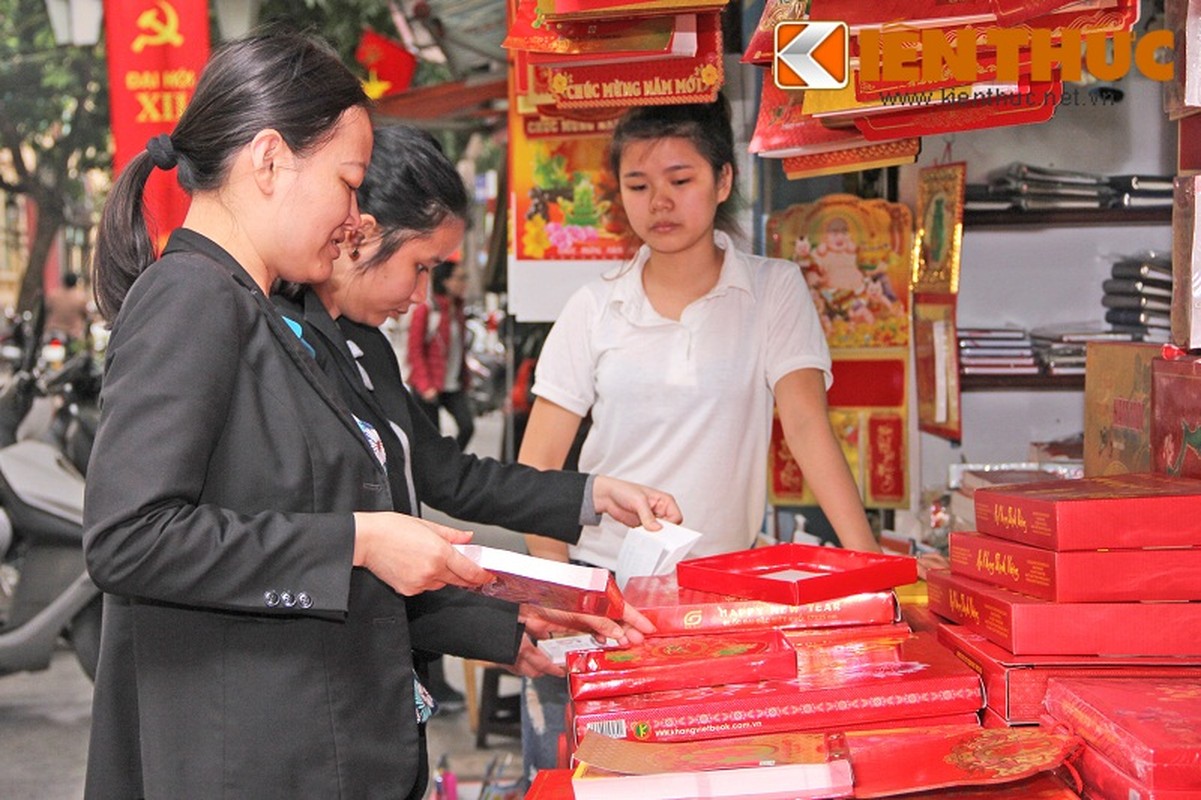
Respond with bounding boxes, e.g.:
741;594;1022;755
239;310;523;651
408;259;474;449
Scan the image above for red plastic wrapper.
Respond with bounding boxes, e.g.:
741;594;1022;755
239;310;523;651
676;543;917;606
622;573;900;635
972;472;1201;551
949;530;1201;602
1076;741;1196;800
927;569;1201;657
939;623;1201;725
566;630;798;701
571;630;982;744
1044;677;1201;790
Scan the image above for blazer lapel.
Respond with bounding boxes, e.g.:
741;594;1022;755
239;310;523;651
226;273;383;473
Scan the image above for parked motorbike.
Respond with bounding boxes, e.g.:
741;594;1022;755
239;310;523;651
465;308;507;417
0;301;101;680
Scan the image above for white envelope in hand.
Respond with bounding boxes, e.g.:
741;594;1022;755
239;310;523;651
615;521;703;590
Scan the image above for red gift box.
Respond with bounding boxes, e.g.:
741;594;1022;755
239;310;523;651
928;570;1201;656
972;473;1201;550
622;573;900;635
937;623;1201;725
456;543;625;618
571;630;982;744
1044;677;1201;790
566;630;798;701
948;530;1201;602
675;543;917;606
1077;741;1197;800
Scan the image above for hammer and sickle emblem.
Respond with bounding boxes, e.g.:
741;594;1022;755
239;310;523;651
132;0;184;53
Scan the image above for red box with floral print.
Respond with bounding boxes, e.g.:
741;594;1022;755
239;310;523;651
1044;677;1201;790
566;630;798;701
570;630;982;745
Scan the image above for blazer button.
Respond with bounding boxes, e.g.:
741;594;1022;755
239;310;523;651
297;592;313;609
264;590;280;608
280;591;296;608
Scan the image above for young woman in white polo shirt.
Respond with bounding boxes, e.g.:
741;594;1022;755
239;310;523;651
514;96;882;782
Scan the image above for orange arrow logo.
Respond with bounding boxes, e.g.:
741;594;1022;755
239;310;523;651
774;21;848;90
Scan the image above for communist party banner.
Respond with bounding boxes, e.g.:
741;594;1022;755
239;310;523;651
104;0;209;249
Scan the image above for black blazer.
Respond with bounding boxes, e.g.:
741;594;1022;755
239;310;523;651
275;288;590;660
82;231;584;799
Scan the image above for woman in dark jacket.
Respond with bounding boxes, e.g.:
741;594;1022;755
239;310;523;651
84;31;677;800
267;122;680;798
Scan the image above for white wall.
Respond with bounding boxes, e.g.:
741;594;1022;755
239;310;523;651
899;66;1176;500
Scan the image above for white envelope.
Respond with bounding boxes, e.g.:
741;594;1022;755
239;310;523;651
614;521;703;590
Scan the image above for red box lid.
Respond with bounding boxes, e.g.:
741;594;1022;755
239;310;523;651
676;543;918;606
972;472;1201;550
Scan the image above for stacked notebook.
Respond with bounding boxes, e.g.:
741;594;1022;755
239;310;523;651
956;326;1038;375
1029;322;1136;376
1104;256;1173;341
965;165;1175;213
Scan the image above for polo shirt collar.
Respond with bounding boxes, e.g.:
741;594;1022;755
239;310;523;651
608;231;753;324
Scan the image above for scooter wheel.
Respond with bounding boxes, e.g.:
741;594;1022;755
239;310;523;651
67;597;102;681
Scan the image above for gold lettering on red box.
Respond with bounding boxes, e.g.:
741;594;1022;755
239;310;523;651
976;550;1022;582
947;588;981;624
990;503;1028;533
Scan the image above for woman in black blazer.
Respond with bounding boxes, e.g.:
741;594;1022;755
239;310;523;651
84;32;678;800
273;124;682;798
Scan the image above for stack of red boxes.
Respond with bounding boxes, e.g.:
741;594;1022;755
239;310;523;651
926;472;1201;730
563;546;986;757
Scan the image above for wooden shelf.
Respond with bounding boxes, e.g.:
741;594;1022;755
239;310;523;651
960;373;1086;391
963;207;1172;228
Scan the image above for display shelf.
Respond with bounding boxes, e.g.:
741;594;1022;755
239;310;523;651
963;207;1172;228
960;373;1086;391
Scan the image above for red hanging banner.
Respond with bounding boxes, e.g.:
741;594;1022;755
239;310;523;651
104;0;210;249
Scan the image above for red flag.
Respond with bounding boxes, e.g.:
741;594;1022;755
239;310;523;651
355;30;417;99
104;0;210;250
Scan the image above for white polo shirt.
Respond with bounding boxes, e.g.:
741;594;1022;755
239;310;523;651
532;231;832;569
